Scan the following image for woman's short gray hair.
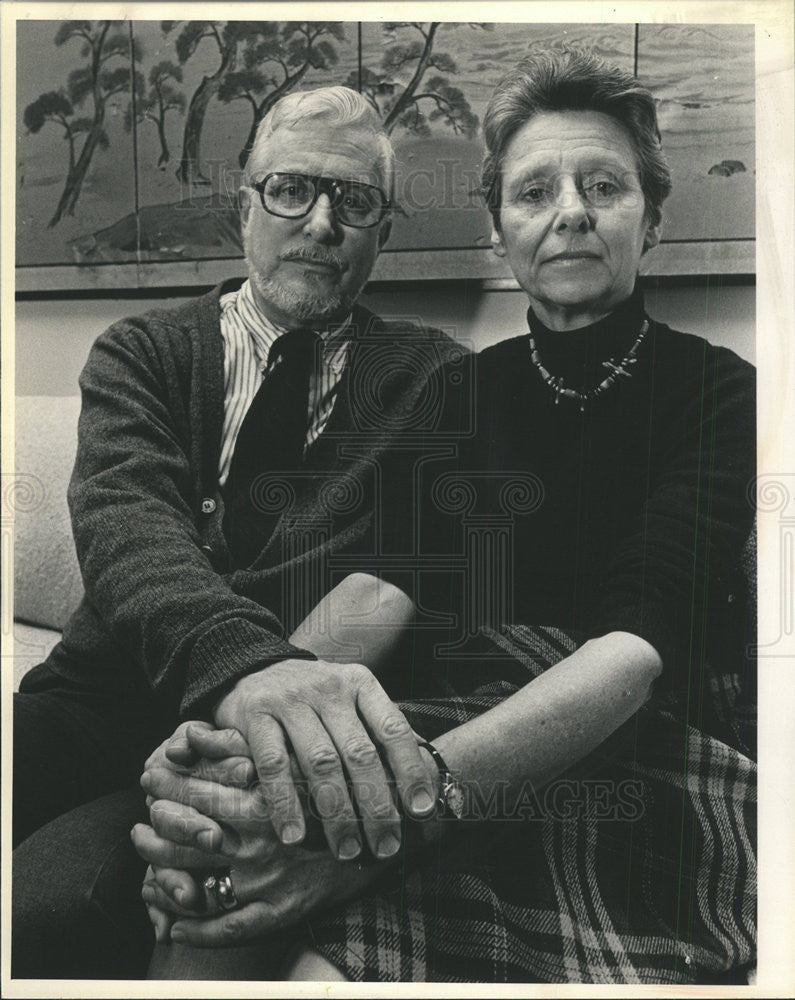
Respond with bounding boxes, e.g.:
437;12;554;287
245;86;395;199
482;47;671;227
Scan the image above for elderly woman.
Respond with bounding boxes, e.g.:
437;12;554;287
138;49;756;984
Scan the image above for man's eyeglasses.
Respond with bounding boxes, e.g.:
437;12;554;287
251;172;390;229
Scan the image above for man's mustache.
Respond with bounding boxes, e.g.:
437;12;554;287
280;247;347;273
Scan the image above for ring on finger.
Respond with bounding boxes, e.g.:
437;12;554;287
202;870;239;911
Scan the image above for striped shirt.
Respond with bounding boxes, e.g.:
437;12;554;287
218;279;351;486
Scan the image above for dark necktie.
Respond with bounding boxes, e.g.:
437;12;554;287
224;328;320;566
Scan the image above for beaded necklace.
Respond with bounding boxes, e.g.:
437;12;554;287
528;318;649;412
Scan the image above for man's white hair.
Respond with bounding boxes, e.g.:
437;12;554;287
245;86;395;198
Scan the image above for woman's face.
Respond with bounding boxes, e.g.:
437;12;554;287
492;110;661;330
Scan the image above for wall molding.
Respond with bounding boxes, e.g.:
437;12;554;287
15;239;755;294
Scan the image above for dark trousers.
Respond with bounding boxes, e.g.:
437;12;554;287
12;664;168;979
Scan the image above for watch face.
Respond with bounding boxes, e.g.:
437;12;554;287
444;780;465;819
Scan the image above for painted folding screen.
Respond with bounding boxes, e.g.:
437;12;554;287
16;20;754;289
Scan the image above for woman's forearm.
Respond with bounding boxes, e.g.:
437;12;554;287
292;586;663;828
430;631;662;816
292;582;662;825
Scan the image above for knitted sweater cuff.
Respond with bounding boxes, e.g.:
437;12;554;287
180;616;317;718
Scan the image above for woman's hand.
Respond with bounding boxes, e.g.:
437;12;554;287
136;763;309;868
138;724;260;945
142;865;178;944
134;800;393;947
144;721;256;789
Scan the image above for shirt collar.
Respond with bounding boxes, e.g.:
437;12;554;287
236;279;351;374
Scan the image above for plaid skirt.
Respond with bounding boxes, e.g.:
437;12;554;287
304;626;756;984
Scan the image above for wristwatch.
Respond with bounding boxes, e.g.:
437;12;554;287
417;740;465;819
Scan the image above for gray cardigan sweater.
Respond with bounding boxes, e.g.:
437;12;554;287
46;280;464;720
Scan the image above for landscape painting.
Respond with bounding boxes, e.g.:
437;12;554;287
15;20;754;285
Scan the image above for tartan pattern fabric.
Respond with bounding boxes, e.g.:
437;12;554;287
306;625;756;983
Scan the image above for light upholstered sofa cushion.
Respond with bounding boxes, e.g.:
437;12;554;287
13;395;84;688
13;622;62;691
14;395;83;629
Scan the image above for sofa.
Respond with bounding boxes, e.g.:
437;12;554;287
12;395;84;689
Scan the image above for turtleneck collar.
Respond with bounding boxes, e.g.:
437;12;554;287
525;285;647;390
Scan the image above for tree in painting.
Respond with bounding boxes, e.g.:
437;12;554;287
350;22;485;138
23;20;142;227
162;20;345;183
125;62;186;167
161;21;247;185
216;22;346;169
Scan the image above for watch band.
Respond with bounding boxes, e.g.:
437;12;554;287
417;740;464;819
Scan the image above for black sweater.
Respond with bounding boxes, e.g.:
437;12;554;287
414;289;756;694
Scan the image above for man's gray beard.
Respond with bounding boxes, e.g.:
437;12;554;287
248;263;354;325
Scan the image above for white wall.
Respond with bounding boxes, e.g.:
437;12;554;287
367;282;756;359
15;280;755;397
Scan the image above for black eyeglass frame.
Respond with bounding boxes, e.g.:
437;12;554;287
250;172;391;229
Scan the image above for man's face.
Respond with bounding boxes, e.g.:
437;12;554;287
240;122;389;328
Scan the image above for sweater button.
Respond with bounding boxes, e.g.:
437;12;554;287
727;593;735;603
201;544;213;555
201;498;216;514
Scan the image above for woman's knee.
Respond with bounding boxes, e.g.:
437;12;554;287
281;945;349;981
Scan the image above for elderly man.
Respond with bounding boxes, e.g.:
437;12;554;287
13;86;464;979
